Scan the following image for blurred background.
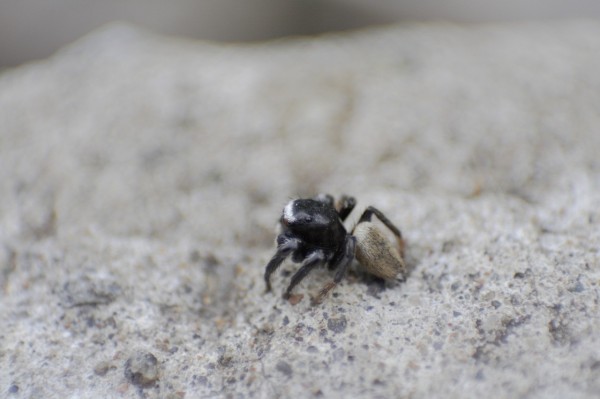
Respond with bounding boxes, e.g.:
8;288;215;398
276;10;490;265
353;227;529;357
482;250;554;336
1;0;600;69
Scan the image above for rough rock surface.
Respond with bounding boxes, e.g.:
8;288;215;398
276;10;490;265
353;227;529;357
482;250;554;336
1;21;600;398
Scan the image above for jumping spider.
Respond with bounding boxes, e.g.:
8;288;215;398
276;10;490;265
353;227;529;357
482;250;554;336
264;194;406;304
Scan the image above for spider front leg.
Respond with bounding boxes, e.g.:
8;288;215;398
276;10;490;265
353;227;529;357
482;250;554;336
264;234;301;292
312;236;356;305
283;250;327;299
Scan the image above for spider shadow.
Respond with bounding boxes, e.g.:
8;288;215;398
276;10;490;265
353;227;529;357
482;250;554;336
348;249;418;299
275;244;418;303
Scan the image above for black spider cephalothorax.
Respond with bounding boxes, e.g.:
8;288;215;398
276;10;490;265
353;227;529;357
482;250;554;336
264;194;406;304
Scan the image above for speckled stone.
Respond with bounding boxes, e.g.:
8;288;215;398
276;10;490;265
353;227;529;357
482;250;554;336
1;21;600;399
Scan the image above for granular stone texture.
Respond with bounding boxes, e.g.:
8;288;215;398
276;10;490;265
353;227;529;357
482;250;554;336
1;21;600;398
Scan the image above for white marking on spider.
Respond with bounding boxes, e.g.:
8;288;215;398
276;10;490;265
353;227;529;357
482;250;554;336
283;200;296;223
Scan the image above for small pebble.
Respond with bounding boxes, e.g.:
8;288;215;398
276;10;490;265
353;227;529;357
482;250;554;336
276;361;293;378
94;361;112;376
124;352;159;388
287;293;304;305
327;316;347;334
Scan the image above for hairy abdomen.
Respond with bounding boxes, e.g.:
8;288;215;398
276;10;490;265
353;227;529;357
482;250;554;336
353;222;406;280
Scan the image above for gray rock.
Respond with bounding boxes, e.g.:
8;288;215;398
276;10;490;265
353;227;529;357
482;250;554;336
1;21;600;399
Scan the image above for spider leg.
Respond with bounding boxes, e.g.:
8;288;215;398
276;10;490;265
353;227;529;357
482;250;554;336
356;206;405;257
264;235;301;292
283;250;327;299
313;236;356;305
336;195;357;222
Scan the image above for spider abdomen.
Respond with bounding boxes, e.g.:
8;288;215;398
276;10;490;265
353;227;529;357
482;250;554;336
353;222;406;281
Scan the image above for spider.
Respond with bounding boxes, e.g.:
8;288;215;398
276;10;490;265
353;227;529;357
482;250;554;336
264;194;406;304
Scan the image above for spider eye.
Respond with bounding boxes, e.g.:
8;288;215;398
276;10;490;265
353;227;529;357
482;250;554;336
294;213;313;224
300;216;313;224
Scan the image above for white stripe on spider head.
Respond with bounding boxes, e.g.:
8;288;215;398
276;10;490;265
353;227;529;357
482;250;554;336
283;200;296;223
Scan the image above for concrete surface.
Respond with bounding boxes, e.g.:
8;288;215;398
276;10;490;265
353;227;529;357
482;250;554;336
1;21;600;398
